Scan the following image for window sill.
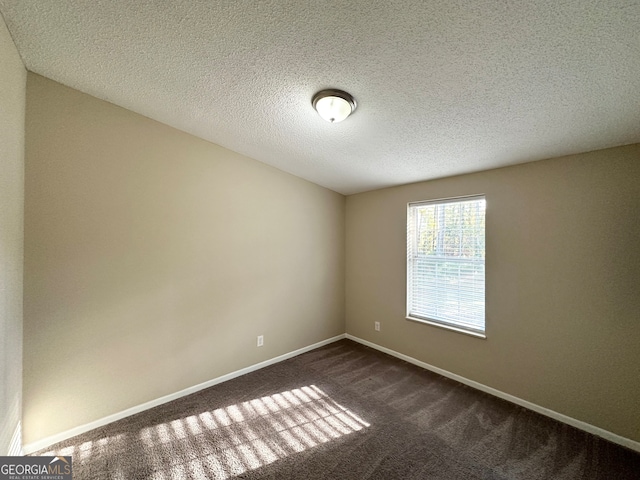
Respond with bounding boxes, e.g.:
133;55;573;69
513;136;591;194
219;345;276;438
406;316;486;339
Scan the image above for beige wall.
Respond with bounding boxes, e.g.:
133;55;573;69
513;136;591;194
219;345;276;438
23;74;345;445
346;145;640;442
0;16;26;455
20;71;640;448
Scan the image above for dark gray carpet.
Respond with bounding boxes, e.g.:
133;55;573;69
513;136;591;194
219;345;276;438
35;339;640;479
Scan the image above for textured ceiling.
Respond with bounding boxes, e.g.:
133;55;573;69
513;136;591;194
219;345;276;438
1;1;639;194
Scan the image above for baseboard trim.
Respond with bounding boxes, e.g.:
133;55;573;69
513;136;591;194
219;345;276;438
345;334;640;453
8;421;23;456
23;334;346;455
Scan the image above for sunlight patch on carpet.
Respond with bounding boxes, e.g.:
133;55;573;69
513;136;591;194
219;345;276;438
46;385;369;480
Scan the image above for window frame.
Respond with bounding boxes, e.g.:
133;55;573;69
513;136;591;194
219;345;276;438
406;194;486;339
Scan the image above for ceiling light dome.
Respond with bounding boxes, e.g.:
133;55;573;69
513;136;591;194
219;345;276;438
312;89;356;123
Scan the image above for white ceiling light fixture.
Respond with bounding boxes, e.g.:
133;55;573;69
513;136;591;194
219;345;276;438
312;89;357;123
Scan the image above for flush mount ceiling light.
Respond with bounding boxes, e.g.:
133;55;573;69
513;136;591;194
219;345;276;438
312;89;357;123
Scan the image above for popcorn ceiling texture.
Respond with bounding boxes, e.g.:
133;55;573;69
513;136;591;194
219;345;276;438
1;0;638;194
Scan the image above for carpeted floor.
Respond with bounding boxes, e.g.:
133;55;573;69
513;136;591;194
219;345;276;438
35;339;640;479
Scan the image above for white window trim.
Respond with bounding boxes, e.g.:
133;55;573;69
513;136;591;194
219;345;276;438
406;194;486;339
405;315;487;339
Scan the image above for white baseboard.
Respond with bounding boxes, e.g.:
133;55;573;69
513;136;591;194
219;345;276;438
345;334;640;453
1;396;22;456
25;333;639;454
8;421;23;456
23;334;346;455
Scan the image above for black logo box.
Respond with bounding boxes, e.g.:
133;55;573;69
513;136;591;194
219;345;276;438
0;456;72;480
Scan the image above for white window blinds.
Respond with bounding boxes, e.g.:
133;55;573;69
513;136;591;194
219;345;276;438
407;196;486;335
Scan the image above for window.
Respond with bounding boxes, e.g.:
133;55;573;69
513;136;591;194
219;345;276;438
407;195;486;337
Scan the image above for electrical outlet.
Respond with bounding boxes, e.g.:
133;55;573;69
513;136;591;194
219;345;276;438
374;322;380;331
257;335;264;347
